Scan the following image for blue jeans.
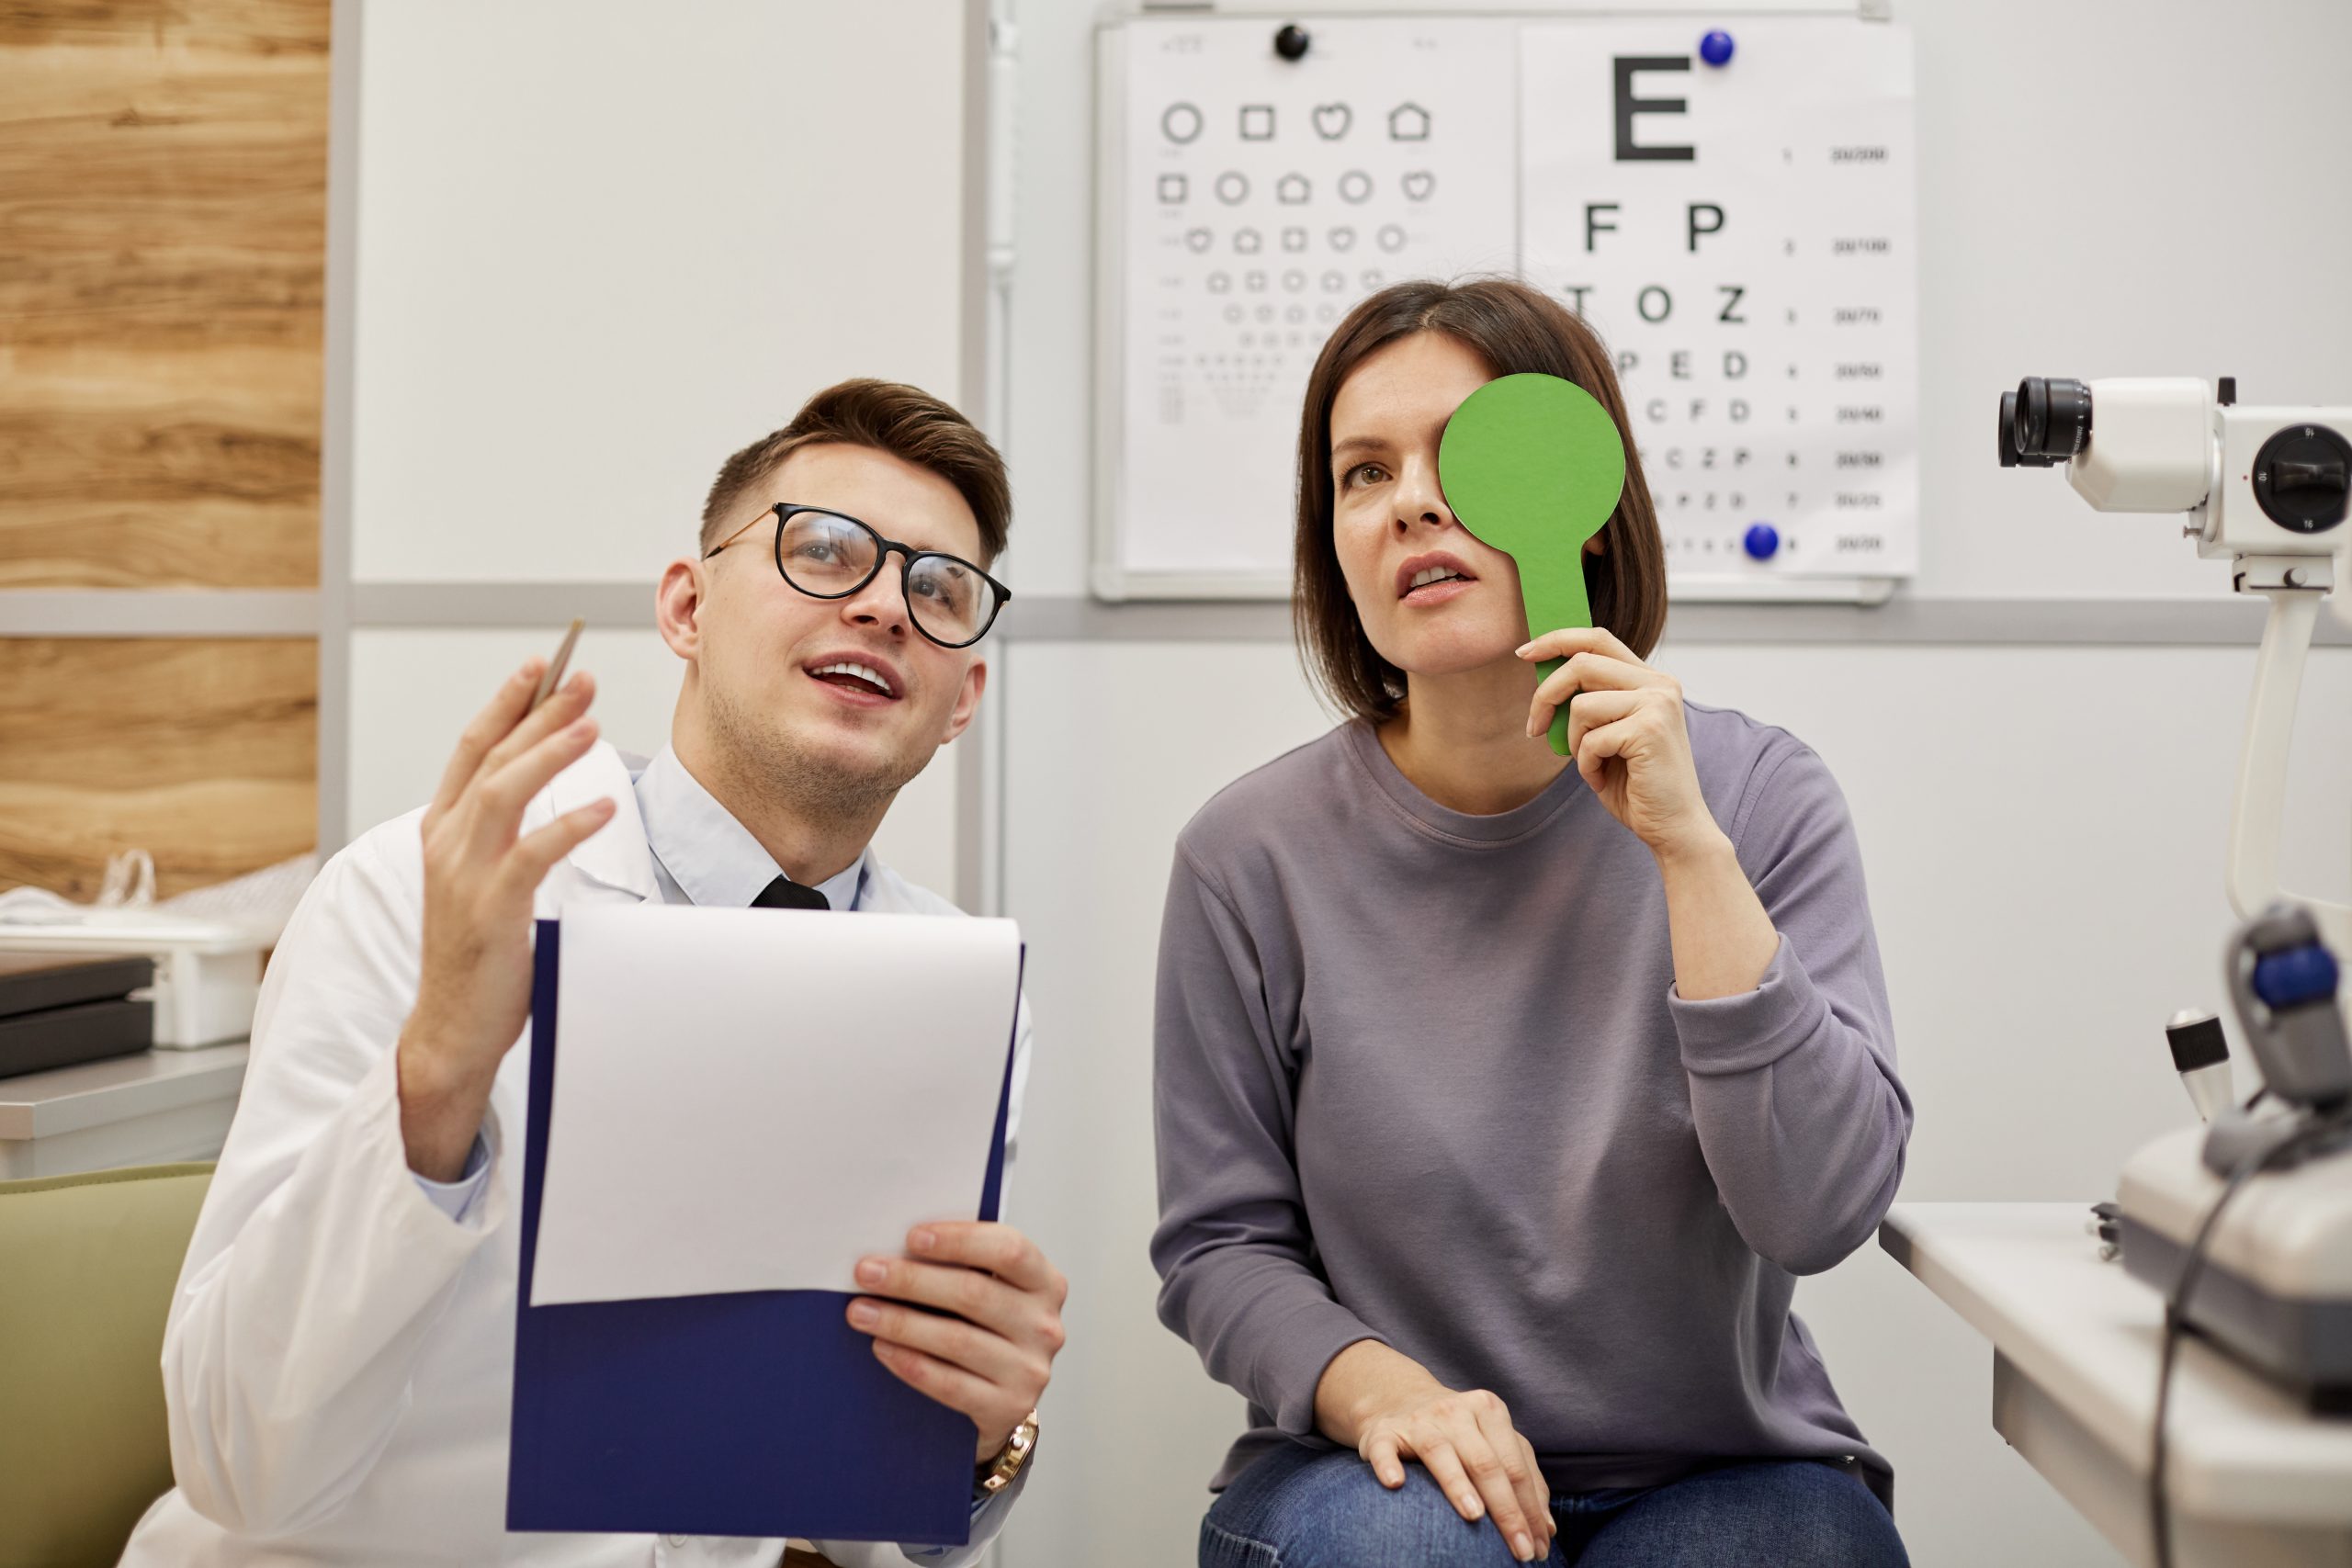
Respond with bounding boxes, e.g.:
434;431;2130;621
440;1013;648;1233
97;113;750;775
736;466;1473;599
1201;1445;1908;1568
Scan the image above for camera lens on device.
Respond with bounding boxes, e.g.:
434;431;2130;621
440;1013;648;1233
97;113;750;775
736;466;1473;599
1996;390;2057;468
2012;377;2093;462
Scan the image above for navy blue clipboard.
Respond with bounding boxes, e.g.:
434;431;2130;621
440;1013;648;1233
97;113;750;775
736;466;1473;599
508;919;1021;1544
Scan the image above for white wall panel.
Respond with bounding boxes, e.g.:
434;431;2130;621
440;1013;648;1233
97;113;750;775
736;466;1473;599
999;642;1334;1568
346;628;961;900
350;1;971;585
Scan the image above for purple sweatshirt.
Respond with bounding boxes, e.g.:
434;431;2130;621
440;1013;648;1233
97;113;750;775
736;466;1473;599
1149;708;1912;1506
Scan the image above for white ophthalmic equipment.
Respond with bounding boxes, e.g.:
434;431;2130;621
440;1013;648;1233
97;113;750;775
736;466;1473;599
2000;374;2352;1433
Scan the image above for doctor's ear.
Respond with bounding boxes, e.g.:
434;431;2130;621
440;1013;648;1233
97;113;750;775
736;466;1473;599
656;558;708;660
939;655;989;747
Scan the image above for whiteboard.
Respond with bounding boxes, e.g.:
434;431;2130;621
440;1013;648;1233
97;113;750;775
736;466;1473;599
1093;11;1917;602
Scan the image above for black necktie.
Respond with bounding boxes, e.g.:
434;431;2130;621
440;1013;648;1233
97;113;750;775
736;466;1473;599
751;874;830;911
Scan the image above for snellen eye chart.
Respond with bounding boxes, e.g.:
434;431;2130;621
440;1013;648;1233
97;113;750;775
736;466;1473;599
1093;14;1918;600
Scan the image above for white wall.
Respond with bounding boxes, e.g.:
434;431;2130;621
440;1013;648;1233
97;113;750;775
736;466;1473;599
989;2;2352;1566
338;0;978;887
349;1;973;586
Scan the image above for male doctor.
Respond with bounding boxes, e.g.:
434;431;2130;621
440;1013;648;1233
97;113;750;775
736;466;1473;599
120;379;1066;1568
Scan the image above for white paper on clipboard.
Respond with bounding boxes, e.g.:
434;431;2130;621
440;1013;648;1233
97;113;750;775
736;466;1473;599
529;904;1022;1306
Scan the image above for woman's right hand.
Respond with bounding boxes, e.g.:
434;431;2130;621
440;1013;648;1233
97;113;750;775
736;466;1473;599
1315;1340;1554;1562
396;660;615;1182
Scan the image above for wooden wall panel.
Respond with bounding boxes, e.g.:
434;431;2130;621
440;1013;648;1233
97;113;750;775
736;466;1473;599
0;639;317;900
1;1;326;901
0;0;328;588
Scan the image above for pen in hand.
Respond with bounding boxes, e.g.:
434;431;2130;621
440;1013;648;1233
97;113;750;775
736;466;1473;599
529;619;585;714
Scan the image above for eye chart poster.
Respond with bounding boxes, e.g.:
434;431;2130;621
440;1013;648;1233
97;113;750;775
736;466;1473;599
1098;17;1520;592
1095;15;1917;597
1520;20;1918;581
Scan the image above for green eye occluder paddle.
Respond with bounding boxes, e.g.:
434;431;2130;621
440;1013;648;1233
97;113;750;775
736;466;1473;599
1438;372;1628;756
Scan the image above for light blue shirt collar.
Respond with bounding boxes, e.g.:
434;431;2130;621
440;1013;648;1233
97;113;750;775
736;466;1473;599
630;745;868;912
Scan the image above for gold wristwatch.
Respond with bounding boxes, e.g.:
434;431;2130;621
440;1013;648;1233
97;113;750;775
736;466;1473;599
975;1410;1040;1496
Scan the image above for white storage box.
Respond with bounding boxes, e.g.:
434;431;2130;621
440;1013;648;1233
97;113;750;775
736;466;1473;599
0;918;265;1047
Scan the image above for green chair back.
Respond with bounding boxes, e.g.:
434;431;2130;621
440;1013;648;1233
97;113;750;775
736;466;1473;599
0;1163;213;1568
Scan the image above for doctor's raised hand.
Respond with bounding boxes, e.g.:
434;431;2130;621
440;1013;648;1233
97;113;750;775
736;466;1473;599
395;660;617;1182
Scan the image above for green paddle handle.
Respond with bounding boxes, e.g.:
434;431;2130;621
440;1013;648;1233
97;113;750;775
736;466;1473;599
1540;655;1571;757
1521;577;1589;761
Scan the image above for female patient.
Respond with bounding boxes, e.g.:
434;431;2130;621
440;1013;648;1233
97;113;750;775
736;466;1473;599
1149;276;1913;1568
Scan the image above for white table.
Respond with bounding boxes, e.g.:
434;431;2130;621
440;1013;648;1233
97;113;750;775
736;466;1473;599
1880;1202;2352;1568
0;1043;248;1178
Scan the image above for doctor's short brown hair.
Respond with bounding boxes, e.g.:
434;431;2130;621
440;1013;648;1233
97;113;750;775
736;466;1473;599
1292;277;1668;723
699;378;1011;564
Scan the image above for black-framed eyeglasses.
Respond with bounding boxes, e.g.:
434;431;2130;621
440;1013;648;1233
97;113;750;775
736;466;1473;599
703;503;1012;649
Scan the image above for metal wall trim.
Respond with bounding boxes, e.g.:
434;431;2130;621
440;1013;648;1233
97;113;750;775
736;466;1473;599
17;587;2336;651
978;594;2352;648
0;591;322;638
349;583;655;626
332;587;2352;648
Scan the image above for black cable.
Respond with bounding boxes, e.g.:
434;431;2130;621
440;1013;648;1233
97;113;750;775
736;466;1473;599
2149;1112;2349;1568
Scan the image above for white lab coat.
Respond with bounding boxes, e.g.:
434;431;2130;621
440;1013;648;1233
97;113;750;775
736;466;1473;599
119;742;1034;1568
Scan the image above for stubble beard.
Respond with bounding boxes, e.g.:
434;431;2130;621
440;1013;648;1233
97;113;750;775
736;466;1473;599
704;677;932;831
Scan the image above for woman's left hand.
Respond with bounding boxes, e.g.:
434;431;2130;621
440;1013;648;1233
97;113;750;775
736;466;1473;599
1520;627;1725;863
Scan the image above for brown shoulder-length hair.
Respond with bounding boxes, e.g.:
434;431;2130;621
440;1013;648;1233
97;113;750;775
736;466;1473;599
1293;276;1667;722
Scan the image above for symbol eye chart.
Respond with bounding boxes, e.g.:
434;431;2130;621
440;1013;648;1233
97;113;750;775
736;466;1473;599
1094;15;1918;600
1098;17;1520;593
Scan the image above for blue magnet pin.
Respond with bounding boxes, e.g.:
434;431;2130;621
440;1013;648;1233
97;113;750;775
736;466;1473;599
1742;522;1780;561
1700;29;1736;67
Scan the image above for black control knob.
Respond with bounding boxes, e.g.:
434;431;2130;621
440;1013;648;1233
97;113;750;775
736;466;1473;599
1273;23;1311;61
2253;424;2352;534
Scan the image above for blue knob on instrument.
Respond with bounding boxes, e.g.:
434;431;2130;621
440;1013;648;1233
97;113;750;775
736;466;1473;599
1700;29;1736;67
1741;522;1780;560
2255;942;2340;1011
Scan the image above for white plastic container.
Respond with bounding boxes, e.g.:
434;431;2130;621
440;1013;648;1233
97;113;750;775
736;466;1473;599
0;916;265;1047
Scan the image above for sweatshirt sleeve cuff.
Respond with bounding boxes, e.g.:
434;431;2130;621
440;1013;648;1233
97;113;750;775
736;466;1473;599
1252;1296;1387;1438
1667;936;1832;1077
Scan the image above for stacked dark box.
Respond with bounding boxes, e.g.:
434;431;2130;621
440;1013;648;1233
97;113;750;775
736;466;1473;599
0;952;155;1079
